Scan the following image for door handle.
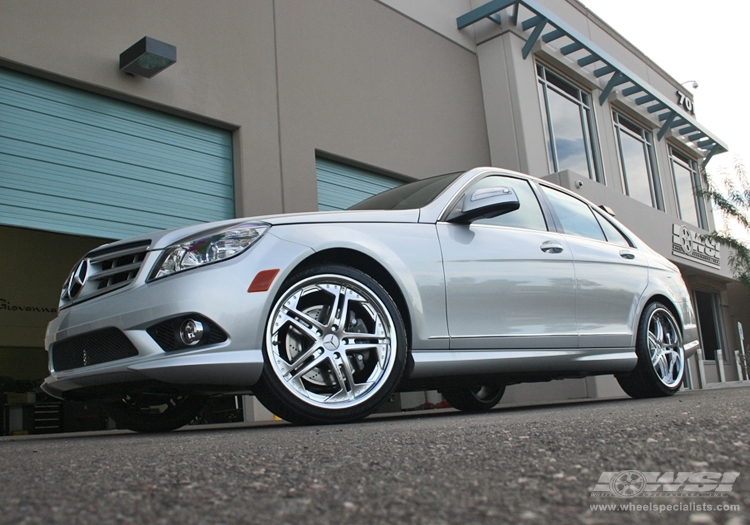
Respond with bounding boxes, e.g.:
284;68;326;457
540;241;564;253
619;250;636;260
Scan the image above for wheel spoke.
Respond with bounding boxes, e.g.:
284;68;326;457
665;350;681;381
333;287;364;329
651;347;663;367
656;354;669;379
281;306;325;336
283;344;323;374
323;284;344;327
289;353;329;382
341;341;388;353
328;355;354;401
651;317;664;344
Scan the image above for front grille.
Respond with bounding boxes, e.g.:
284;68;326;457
51;328;139;372
147;315;228;352
60;240;150;309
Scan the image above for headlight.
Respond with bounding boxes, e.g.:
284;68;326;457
150;221;269;280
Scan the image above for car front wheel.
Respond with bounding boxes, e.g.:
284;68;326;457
254;265;408;425
616;302;685;398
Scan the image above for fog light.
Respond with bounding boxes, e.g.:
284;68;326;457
179;319;204;346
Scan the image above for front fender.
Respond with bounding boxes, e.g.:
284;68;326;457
269;223;448;350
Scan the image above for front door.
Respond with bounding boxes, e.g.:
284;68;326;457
438;175;578;350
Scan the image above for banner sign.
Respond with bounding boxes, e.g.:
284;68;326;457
672;224;720;269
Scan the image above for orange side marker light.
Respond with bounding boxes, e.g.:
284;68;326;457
248;269;280;293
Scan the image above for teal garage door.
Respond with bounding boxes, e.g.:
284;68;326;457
0;68;234;239
316;157;403;211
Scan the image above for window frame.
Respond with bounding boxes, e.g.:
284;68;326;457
669;146;707;229
539;182;635;247
451;174;551;232
536;62;603;184
612;111;663;210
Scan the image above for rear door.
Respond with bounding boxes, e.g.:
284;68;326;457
539;185;648;348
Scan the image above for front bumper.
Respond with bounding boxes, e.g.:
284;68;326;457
42;233;313;399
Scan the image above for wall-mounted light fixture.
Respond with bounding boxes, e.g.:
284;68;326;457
681;80;699;90
119;37;176;78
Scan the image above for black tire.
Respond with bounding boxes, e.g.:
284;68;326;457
616;302;685;399
253;264;408;425
103;394;207;433
441;384;506;412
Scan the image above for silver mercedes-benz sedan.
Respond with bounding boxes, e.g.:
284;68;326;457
43;167;698;431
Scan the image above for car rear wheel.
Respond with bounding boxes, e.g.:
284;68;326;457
103;394;207;433
616;302;685;398
441;384;506;412
254;265;407;425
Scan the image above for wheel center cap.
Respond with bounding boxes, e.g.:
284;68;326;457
323;333;340;350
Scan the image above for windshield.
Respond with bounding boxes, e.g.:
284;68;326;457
348;172;463;210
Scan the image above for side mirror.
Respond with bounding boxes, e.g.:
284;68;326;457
447;186;520;223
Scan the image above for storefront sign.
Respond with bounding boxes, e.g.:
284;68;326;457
676;91;695;115
671;224;720;269
0;297;57;314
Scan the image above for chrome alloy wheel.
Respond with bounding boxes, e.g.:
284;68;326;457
265;274;399;410
647;306;684;388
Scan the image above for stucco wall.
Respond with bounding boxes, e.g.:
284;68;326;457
273;0;491;212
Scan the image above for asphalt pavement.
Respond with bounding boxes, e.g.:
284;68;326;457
1;386;750;524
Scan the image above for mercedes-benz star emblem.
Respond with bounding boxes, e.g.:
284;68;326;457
67;258;90;299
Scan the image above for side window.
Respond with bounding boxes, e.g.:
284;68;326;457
470;176;548;231
594;213;631;247
541;186;605;241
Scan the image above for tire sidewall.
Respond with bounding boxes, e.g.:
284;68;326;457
256;264;408;424
635;302;684;396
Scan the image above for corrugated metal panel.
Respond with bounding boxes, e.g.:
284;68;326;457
316;158;403;211
0;68;234;239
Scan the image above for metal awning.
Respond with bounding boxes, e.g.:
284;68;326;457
457;0;727;164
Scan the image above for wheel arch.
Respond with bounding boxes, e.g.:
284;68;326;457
642;294;683;334
288;248;414;351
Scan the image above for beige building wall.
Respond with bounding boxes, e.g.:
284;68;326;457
273;0;491;212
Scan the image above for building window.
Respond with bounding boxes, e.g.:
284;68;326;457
537;64;601;182
670;147;706;229
613;112;662;209
693;290;726;362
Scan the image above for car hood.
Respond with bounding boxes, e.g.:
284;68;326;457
89;209;421;252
